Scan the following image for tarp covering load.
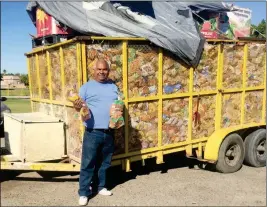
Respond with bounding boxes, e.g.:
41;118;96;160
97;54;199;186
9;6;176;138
26;1;230;68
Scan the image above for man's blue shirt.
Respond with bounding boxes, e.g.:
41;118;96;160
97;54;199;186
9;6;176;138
79;79;118;129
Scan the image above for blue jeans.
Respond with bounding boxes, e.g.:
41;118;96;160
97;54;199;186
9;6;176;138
78;129;114;197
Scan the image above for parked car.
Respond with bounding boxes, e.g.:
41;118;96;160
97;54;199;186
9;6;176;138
0;97;11;137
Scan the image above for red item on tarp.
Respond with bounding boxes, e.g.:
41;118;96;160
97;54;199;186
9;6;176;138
36;8;71;38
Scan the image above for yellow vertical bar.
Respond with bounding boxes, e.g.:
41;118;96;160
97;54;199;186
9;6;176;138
35;54;41;99
196;142;203;158
186;67;194;156
156;48;163;164
77;43;85;137
241;44;248;125
122;41;129;155
26;57;33;112
46;51;53;101
81;42;87;84
60;47;65;99
215;44;223;130
125;159;131;172
262;51;266;123
77;43;82;88
158;49;163;147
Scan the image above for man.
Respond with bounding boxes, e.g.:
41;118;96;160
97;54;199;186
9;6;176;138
73;59;119;206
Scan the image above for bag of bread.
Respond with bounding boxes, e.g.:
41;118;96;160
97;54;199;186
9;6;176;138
66;88;91;121
109;94;125;129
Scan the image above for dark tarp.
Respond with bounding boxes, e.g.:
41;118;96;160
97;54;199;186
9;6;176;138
26;1;231;68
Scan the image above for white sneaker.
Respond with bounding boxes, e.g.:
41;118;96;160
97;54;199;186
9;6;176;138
98;188;113;196
79;196;88;206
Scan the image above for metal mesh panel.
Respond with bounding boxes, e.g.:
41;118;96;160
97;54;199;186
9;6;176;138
244;91;263;123
163;52;190;94
247;43;265;87
38;53;50;99
128;101;158;152
223;45;244;89
114;127;125;155
38;102;52;116
32;101;40;112
66;106;82;159
29;56;39;98
49;49;62;101
221;93;241;128
128;44;158;98
86;42;123;92
63;44;79;99
193;44;217;92
52;104;66;121
192;95;216;139
162;98;189;145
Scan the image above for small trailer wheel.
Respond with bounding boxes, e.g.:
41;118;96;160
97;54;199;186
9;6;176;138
244;129;266;167
216;133;245;173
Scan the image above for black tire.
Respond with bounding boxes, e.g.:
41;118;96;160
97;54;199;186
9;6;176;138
244;129;266;167
216;133;245;173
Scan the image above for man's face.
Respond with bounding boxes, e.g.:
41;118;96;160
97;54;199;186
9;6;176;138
93;62;109;82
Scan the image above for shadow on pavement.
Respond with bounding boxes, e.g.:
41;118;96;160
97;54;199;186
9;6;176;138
1;152;216;187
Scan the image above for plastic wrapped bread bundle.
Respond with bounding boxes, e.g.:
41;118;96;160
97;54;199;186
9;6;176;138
66;87;91;122
109;94;125;129
247;43;265;87
244;91;263;123
223;45;243;89
162;99;189;145
38;54;50;99
29;56;39;98
50;49;62;101
113;127;125;155
66;106;83;158
192;96;216;139
64;45;79;97
193;44;217;92
221;93;241;128
87;43;123;92
128;45;158;98
163;53;190;94
128;102;158;151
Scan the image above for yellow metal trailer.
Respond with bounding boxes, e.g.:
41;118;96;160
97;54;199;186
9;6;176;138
1;37;266;174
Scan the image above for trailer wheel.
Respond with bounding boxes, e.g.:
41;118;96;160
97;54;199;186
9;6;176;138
216;133;245;173
244;129;266;167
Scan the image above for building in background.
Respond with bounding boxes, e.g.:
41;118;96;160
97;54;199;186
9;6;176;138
1;75;26;89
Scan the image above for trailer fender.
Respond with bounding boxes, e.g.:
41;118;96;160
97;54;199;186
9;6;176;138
204;124;265;162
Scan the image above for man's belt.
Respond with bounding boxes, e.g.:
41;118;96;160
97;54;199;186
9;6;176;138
86;128;114;133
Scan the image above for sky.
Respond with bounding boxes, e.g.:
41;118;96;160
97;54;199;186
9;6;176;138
1;1;266;74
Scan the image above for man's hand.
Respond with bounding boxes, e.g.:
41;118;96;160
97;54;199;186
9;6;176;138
73;98;83;111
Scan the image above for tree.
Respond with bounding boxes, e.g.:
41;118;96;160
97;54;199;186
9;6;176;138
257;19;266;35
3;69;6;74
0;73;3;81
20;74;29;87
251;19;266;38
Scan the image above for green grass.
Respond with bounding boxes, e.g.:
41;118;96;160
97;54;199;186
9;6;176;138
4;98;31;113
1;89;30;96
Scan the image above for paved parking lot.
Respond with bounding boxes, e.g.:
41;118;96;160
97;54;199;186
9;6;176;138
1;153;266;206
